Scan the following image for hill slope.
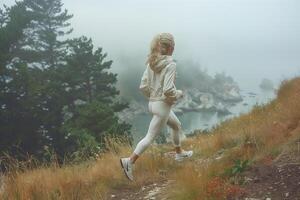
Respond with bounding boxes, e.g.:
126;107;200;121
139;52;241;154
1;77;300;200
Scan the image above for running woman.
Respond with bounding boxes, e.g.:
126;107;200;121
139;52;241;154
120;33;193;181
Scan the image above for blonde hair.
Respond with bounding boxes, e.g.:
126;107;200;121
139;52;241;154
146;33;175;68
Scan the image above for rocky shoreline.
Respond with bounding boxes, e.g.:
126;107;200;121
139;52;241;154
118;85;243;122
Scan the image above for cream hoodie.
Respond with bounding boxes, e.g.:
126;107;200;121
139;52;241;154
139;55;183;105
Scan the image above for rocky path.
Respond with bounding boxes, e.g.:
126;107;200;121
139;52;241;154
109;180;173;200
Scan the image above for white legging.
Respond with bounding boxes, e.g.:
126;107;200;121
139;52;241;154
133;100;182;156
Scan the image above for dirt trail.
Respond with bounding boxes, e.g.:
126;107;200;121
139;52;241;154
239;138;300;200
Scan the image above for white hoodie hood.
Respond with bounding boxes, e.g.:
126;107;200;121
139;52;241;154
149;55;175;73
139;55;183;105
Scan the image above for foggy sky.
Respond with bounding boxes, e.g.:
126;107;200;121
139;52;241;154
2;0;300;91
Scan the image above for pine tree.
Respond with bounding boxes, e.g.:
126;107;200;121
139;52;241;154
0;2;31;70
12;0;74;159
0;1;132;163
0;2;48;160
0;0;73;161
21;0;73;68
63;36;119;104
61;36;132;154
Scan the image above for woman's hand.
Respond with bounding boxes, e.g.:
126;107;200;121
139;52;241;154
164;90;184;106
176;90;184;99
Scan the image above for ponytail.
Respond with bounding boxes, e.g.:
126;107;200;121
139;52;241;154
146;33;174;70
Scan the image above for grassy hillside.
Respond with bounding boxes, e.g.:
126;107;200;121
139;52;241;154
1;77;300;200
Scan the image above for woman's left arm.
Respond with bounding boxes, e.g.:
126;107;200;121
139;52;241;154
139;67;150;98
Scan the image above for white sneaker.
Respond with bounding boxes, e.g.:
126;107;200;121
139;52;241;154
175;150;193;161
120;158;134;181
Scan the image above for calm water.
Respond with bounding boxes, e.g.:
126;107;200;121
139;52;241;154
129;89;276;144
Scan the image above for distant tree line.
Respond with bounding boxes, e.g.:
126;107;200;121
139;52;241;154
0;0;131;167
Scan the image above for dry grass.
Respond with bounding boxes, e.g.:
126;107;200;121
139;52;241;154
2;143;126;200
170;77;300;199
2;77;300;200
0;138;174;200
